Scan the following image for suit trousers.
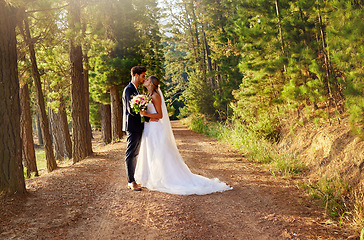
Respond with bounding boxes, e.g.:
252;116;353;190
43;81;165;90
125;131;143;183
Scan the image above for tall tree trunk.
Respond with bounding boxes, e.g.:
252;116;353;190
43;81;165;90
82;20;93;154
183;2;199;65
190;0;200;62
316;1;340;121
83;52;93;154
69;0;88;163
110;85;122;141
35;111;43;146
317;3;333;96
21;14;57;172
201;25;212;72
275;0;287;73
60;98;72;158
20;83;38;178
49;95;72;160
201;23;213;90
0;2;26;194
100;103;112;144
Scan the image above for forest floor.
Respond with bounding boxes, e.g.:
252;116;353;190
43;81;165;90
0;121;355;239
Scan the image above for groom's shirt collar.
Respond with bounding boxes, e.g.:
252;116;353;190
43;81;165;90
131;82;139;94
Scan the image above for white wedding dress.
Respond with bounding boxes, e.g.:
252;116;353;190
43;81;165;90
134;89;232;195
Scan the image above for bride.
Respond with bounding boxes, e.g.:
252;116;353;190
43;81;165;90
135;75;232;195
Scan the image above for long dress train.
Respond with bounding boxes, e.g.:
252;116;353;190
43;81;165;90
134;89;232;195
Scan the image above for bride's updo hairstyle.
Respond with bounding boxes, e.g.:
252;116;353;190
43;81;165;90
148;75;160;93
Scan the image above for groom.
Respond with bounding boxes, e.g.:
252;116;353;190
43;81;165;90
122;66;148;191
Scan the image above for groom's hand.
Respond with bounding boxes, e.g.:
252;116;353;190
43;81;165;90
150;118;159;122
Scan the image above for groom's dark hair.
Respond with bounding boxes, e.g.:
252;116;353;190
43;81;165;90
131;66;147;76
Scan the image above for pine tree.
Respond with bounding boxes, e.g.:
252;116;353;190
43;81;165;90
88;0;163;140
327;0;364;135
0;1;26;194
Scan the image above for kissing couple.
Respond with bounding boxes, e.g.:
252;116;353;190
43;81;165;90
122;66;232;195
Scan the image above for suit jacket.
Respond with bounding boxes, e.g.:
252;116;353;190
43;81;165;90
122;82;148;132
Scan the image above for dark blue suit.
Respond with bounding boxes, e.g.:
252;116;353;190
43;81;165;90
122;83;147;183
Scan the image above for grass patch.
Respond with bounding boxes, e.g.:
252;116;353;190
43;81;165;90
353;187;364;233
182;114;221;137
182;115;304;176
35;149;47;169
180;115;364;230
274;152;305;177
24;148;47;179
300;177;350;218
220;121;274;164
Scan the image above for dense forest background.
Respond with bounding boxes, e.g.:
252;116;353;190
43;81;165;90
164;0;364;139
1;0;364;232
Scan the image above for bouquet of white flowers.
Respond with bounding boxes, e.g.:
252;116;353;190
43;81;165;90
130;94;151;122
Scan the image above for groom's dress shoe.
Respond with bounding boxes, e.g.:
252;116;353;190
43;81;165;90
128;182;142;191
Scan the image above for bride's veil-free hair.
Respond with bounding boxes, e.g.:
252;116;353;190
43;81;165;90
143;75;160;95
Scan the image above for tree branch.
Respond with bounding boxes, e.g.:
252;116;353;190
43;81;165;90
25;3;70;14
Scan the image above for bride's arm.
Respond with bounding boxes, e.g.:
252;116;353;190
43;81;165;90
140;93;163;119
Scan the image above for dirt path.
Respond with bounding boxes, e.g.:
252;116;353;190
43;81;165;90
0;121;352;239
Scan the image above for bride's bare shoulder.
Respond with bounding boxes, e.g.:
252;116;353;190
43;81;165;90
151;91;161;101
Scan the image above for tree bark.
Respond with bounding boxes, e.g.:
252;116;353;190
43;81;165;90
275;0;287;73
83;52;93;154
201;23;214;90
317;4;332;94
317;2;340;121
49;95;72;160
69;0;89;163
0;2;26;194
100;103;112;144
82;21;93;153
21;15;57;172
20;83;38;178
110;85;122;141
190;0;201;65
35;111;43;146
183;2;199;64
